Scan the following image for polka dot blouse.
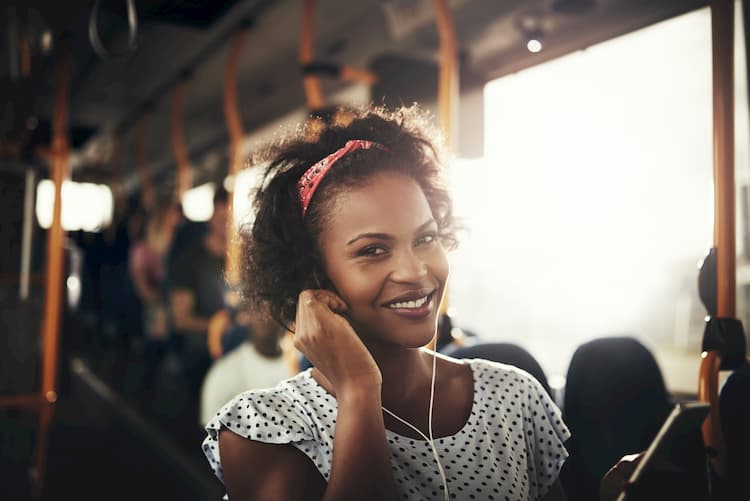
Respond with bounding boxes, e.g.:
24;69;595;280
203;358;570;500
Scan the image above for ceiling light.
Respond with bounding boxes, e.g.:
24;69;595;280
527;38;543;53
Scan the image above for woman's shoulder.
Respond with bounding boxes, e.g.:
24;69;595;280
202;369;336;485
455;357;552;402
456;356;538;382
204;370;318;441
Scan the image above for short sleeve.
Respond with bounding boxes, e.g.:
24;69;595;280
202;387;318;485
520;372;571;500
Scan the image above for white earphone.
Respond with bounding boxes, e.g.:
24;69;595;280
381;347;450;500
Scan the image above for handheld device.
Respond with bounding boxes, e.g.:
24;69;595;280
616;400;711;501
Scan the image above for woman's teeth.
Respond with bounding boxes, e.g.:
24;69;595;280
388;295;429;309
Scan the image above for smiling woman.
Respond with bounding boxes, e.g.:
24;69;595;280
201;105;571;501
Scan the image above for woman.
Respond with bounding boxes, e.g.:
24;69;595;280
203;106;570;500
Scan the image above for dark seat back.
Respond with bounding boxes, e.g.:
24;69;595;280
561;336;672;501
450;342;551;396
718;363;750;499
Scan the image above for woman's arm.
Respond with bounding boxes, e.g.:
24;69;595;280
219;431;326;500
295;289;397;500
324;383;394;501
218;388;394;501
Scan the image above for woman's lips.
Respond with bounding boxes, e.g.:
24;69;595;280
383;291;435;319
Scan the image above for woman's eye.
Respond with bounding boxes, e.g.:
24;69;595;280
359;245;386;257
415;233;436;246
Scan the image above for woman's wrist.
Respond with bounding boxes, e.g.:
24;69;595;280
336;378;382;405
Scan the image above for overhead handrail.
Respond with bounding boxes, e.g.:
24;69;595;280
205;26;250;361
432;0;459;154
299;0;377;112
89;0;138;59
301;61;377;86
300;0;325;111
170;78;193;200
222;26;250;289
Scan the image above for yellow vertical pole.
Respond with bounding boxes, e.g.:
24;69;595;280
300;0;325;111
432;0;459;320
699;0;735;477
35;42;71;498
223;28;249;289
433;0;459;154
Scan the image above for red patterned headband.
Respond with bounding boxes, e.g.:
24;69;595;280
296;139;387;217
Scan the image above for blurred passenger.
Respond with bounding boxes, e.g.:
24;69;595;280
200;307;293;425
129;201;180;405
169;186;229;395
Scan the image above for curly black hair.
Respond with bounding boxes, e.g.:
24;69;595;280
240;105;458;329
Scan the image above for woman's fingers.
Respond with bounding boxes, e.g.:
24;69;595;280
310;289;349;314
599;452;644;501
293;289;381;395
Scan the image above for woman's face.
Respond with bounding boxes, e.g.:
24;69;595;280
318;172;449;349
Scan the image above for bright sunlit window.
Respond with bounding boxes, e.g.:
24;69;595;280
447;6;748;389
181;182;215;222
231;167;265;229
36;180;113;232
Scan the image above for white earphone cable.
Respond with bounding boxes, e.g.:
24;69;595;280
381;348;450;500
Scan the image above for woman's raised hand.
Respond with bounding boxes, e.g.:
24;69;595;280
294;289;382;396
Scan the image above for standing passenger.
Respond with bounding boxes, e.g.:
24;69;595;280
169;187;229;397
129;201;180;407
200;307;293;426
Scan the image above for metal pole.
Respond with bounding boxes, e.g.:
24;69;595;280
300;0;325;111
699;0;735;478
432;0;459;319
35;42;71;497
20;168;35;301
432;0;459;154
223;27;248;288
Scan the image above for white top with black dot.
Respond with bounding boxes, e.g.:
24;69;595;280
203;358;570;501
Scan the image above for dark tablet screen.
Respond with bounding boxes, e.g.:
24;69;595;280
617;401;711;501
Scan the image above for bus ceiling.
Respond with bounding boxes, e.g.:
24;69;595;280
0;0;711;192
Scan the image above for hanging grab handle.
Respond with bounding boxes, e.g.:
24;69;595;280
89;0;138;59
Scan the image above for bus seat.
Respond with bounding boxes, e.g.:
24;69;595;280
717;362;750;499
450;342;551;397
560;336;672;501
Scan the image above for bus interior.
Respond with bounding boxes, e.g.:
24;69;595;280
1;0;748;499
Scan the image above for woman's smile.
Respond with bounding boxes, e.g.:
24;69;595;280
381;289;436;318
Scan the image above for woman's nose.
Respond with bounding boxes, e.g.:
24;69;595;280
390;249;428;282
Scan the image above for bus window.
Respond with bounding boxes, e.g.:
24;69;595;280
448;3;748;397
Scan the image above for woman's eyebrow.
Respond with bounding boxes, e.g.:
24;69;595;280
415;219;437;232
346;219;436;246
346;232;394;246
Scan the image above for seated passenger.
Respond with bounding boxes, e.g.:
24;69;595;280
200;308;293;426
202;106;570;500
